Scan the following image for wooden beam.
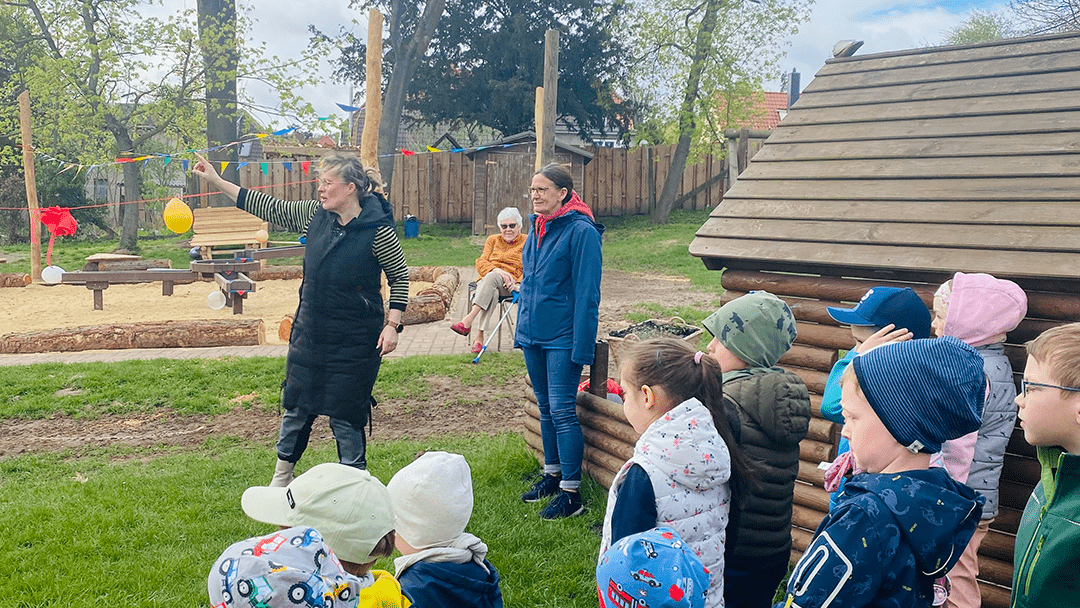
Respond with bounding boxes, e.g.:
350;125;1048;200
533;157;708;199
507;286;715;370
534;87;545;171
360;9;383;170
540;29;559;167
18;91;41;282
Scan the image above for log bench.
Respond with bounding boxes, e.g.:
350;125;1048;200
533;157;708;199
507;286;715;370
189;207;268;260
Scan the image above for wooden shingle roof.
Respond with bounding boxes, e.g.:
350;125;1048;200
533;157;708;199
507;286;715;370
689;32;1080;280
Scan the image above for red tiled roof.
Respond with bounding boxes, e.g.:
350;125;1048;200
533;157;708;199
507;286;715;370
715;91;788;131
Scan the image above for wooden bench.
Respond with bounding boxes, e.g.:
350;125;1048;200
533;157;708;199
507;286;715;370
189;207;268;260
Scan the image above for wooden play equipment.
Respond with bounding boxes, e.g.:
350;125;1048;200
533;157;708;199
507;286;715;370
525;32;1080;608
188;206;269;260
0;319;265;354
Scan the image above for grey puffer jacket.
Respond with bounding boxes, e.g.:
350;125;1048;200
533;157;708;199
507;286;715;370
723;367;811;558
968;343;1017;520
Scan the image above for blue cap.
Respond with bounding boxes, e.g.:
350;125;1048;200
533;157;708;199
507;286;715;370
826;287;932;339
597;527;710;608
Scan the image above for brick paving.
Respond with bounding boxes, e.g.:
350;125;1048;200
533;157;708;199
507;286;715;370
0;266;520;367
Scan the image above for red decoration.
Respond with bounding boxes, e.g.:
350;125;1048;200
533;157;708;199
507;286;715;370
39;206;78;265
401;149;416;156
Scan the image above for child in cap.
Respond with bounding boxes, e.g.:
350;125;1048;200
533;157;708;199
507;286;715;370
779;337;985;608
604;337;755;608
209;526;401;608
702;291;810;608
929;273;1026;608
821;286;932;510
597;527;711;608
1010;323;1080;608
240;462;408;605
386;451;503;608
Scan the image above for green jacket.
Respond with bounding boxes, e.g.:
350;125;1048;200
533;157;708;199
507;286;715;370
1010;447;1080;608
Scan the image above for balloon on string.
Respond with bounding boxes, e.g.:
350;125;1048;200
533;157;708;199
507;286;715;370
255;229;269;244
41;265;65;284
207;290;227;310
164;197;193;233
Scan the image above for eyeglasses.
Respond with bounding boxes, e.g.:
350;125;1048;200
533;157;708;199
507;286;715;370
529;187;550;194
499;223;517;229
1020;379;1080;397
317;178;345;188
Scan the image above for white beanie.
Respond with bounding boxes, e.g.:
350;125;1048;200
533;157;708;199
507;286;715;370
387;451;474;549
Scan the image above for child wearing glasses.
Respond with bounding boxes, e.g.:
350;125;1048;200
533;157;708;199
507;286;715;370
451;207;525;353
930;272;1027;608
1010;322;1080;608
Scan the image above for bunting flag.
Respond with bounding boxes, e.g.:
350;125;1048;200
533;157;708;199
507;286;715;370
272;127;296;136
283;161;292;172
239;161;249;169
260;162;268;175
163;157;172;166
336;103;362;112
220;161;228;173
301;161;311;174
427;146;440;153
181;159;190;172
451;148;465;153
401;149;415;156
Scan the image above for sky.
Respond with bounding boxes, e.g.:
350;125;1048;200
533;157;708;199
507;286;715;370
179;0;1013;130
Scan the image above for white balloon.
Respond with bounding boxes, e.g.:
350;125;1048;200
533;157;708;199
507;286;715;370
41;265;65;284
207;290;227;310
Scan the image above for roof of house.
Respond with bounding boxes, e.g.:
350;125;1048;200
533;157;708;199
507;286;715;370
463;131;594;160
689;31;1080;281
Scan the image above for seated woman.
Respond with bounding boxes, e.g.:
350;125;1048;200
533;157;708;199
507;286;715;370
451;207;525;353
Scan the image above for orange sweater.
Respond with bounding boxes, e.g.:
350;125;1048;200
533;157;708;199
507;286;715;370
476;233;525;283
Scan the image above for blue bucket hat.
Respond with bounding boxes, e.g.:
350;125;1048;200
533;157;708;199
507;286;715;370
597;527;710;608
851;336;984;454
826;287;932;339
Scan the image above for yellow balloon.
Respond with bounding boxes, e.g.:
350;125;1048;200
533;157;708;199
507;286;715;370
255;229;269;243
163;197;193;233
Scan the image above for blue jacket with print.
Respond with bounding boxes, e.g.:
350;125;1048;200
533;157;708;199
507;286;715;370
514;210;603;366
397;559;503;608
778;467;983;608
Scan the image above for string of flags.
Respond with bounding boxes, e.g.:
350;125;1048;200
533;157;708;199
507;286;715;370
30;100;535;177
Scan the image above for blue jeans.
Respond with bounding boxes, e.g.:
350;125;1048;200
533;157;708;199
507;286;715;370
522;345;583;491
276;409;367;469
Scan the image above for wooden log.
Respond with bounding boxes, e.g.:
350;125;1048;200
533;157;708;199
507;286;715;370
360;9;382;170
779;343;839;373
1024;290;1080;322
577;404;639;447
722;289;847;327
979;582;1010;608
721;269;937;306
807;416;838;445
793;322;857;351
798;459;827;486
0;273;31;287
401;294;448;325
799;438;835;464
791;525;816;553
248;265;304;281
794;482;831;513
85;259;171;272
786;364;830;395
585;459;616;490
578;389;628;421
524;426;544;455
978;554;1014;589
992;506;1023;535
999;479;1037;512
792;503;827;532
980;529;1015;563
0;319;265;354
590;340;609;396
581;433;631;472
279;315;294;342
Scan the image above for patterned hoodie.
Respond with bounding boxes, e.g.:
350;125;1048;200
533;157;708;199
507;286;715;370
779;467;983;608
601;398;732;608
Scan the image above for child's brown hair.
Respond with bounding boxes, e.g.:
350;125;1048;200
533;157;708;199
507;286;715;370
1026;322;1080;390
622;337;757;500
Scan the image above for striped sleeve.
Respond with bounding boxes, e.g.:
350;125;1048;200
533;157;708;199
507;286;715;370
374;225;409;311
237;188;320;234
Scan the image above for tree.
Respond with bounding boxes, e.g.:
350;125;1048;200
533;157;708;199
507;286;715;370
1011;0;1080;33
197;0;240;196
943;9;1020;44
401;0;635;141
628;0;811;224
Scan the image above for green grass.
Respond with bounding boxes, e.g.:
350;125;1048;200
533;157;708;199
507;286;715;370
0;352;526;420
0;433;606;608
599;209;723;291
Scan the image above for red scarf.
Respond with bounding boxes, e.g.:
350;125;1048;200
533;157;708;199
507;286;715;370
533;190;594;245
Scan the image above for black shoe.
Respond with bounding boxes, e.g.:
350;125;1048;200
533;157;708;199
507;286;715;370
539;490;585;520
521;474;561;503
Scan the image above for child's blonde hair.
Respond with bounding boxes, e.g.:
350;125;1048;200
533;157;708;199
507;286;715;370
1026;322;1080;391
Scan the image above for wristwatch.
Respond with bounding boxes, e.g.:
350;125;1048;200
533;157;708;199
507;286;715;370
386;320;404;333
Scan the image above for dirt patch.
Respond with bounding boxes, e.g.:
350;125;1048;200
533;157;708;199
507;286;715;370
597;270;720;337
0;375;528;458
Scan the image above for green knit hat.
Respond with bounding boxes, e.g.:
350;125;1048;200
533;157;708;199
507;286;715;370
703;291;797;368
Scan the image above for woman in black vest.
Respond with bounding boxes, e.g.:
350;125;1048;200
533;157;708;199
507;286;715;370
193;152;408;485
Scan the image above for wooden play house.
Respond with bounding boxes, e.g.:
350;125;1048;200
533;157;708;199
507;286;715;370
684;31;1080;607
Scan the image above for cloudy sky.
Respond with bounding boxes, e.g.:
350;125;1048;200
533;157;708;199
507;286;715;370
191;0;1012;129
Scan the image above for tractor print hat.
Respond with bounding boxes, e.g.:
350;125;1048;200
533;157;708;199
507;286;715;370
597;527;710;608
208;525;366;608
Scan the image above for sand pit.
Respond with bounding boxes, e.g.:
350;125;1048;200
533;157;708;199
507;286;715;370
0;277;435;345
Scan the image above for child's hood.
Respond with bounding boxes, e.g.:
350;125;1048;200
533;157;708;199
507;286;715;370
846;467;984;577
943;272;1027;347
636;398;732;491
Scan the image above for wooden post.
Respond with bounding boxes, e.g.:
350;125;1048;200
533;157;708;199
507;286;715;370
360;9;383;171
646;145;656;212
589;340;609;397
539;29;559;167
427;153;435;223
534;87;545;170
18;91;42;282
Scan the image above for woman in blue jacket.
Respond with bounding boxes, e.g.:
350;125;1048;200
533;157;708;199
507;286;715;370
516;163;603;520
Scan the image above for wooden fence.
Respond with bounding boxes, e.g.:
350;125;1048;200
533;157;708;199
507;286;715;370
195;145;732;226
